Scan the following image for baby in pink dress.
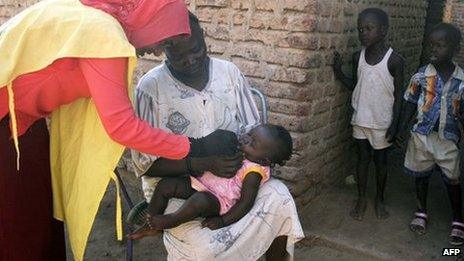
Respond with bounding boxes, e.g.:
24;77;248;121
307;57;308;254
129;124;293;238
190;159;270;215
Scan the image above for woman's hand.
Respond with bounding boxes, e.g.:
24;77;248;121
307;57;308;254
192;152;244;178
188;129;239;157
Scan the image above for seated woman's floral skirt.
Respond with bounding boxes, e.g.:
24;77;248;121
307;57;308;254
162;179;305;261
0;117;66;261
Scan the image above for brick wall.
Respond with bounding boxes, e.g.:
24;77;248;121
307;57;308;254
445;0;464;65
0;0;37;24
182;0;428;205
1;0;429;205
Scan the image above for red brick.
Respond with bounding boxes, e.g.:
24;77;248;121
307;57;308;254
280;33;319;50
230;57;266;78
206;38;229;54
307;111;330;131
249;11;316;32
196;8;235;24
312;97;331;114
204;23;230;41
268;112;308;132
266;48;314;68
255;82;311;101
231;0;251;10
270;66;308;83
196;0;229;7
283;0;317;13
267;97;311;116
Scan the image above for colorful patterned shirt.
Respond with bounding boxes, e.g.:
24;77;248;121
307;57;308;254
404;63;464;143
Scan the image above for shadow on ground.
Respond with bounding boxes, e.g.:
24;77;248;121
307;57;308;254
81;170;166;260
300;147;461;260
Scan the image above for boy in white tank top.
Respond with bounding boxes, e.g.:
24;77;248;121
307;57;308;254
333;8;405;221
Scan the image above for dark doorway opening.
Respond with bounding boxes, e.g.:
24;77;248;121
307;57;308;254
420;0;446;66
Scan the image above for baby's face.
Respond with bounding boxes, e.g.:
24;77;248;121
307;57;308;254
239;125;275;166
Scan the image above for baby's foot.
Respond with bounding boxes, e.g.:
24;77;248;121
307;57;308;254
375;197;389;219
128;223;161;240
350;198;367;221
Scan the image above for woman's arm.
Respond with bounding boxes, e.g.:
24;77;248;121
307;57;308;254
80;57;190;159
202;172;262;229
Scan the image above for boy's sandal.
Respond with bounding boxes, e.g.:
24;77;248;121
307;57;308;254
409;212;427;235
450;222;464;246
126;200;149;226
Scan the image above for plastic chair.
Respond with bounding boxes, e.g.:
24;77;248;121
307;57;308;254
114;86;268;261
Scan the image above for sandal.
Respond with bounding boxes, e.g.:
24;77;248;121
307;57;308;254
409;212;427;235
450;222;464;246
126;200;149;226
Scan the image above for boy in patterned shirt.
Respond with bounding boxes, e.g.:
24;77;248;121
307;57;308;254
399;23;464;245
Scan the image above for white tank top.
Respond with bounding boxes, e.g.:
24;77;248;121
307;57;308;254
351;47;395;129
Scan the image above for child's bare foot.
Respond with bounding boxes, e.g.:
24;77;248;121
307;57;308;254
128;223;161;240
350;198;367;221
375;197;389;219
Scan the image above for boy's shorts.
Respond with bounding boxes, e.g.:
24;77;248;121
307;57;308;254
352;125;391;150
404;131;460;182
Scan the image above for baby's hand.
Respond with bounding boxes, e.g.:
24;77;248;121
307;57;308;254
202;216;225;230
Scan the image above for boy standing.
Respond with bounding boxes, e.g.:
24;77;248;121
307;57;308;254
399;23;464;245
333;8;405;221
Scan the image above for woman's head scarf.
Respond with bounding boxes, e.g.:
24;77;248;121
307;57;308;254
81;0;191;48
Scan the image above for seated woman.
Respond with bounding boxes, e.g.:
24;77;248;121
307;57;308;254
126;12;304;260
129;124;293;238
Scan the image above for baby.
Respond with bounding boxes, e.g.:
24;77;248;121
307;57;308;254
129;124;292;239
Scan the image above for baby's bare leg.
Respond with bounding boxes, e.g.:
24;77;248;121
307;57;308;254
129;177;195;240
149;191;221;230
148;177;196;216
